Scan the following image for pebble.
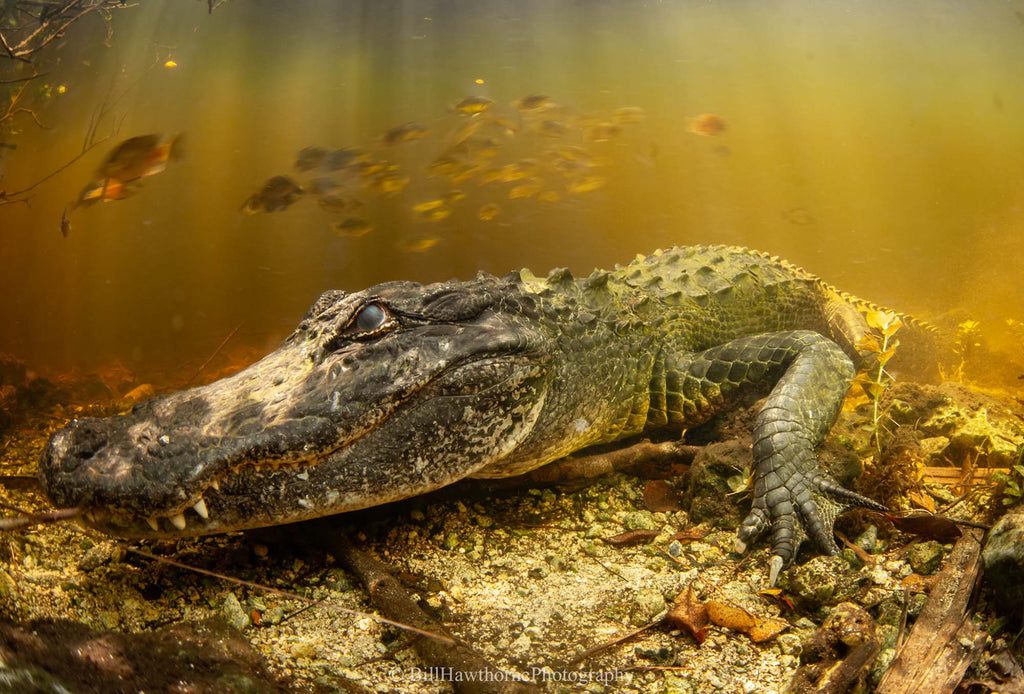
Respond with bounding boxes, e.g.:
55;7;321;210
906;541;945;575
221;592;250;631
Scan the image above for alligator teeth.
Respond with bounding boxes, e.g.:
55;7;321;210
146;516;160;532
168;513;187;530
192;499;209;519
83;511;95;523
210;480;220;492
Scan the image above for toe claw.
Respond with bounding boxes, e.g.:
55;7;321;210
768;555;785;587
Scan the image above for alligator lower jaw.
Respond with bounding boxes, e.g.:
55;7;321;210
75;444;365;538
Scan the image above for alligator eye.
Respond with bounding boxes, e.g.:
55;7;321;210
352;303;387;334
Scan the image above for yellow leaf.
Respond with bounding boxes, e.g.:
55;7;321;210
865;309;898;331
856;334;881;353
882;317;903;336
860;381;885;398
748;617;789;643
706;601;756;631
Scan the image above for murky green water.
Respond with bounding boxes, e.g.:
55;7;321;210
2;0;1022;382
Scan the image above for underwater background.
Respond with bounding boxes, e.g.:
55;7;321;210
1;0;1022;384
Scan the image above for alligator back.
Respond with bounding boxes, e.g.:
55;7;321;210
488;244;942;477
524;244;938;371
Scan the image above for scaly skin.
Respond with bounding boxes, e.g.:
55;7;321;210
40;245;932;582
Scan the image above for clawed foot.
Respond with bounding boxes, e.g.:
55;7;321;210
732;467;886;586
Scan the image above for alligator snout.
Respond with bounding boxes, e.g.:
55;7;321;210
41;416;138;510
39;408;209;516
39;417;107;508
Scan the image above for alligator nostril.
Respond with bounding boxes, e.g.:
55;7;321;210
39;417;113;508
71;419;109;460
49;418;109;473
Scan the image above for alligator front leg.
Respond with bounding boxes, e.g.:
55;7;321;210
662;331;886;585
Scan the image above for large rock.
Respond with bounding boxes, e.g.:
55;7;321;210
982;508;1024;623
885;382;1023;468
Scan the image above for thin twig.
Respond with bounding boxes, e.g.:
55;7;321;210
186;323;244;386
5;2;137;61
565;618;663;667
0;136;108;203
0;71;47;84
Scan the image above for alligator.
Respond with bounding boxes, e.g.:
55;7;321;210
39;245;937;584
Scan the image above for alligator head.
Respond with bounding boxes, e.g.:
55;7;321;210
39;274;551;537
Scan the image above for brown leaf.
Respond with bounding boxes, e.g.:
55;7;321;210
705;601;756;631
908;490;937;513
667;528;708;544
665;585;708;644
887;512;963;543
643;480;682;513
602;529;659;547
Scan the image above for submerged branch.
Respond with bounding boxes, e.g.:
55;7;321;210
0;1;137;62
0;68;130;207
0;504;80;531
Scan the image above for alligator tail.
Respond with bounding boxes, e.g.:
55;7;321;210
821;283;948;382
